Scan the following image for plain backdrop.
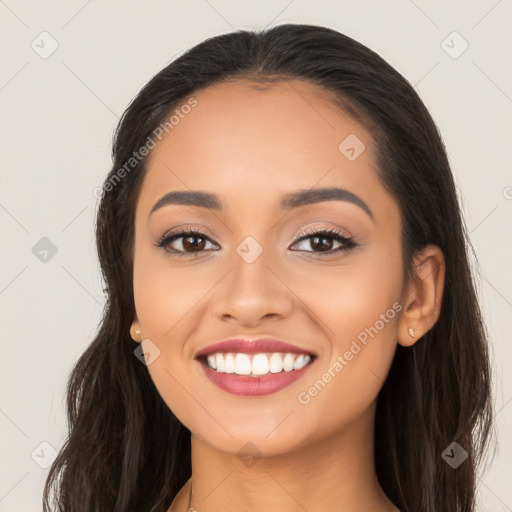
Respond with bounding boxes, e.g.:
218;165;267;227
1;1;511;510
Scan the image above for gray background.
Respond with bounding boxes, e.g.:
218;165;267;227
1;0;511;510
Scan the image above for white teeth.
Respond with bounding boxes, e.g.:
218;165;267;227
207;354;217;370
252;354;269;375
224;353;235;373
283;353;295;372
205;352;312;376
293;354;309;370
235;353;251;375
269;353;283;373
215;353;225;372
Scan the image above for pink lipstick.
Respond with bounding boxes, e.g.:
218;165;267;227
195;338;317;396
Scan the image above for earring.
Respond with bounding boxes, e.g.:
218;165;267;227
130;325;141;341
408;327;415;338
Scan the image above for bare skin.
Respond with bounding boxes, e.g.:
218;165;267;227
129;79;445;512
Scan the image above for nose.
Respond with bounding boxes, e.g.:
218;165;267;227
211;247;294;327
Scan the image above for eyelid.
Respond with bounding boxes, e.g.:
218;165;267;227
156;224;218;241
155;222;358;258
156;224;353;244
293;223;355;241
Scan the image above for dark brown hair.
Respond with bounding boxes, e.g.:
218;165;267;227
43;23;496;511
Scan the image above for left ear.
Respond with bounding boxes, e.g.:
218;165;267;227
398;244;446;347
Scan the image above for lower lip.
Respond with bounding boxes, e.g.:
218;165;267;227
198;358;315;396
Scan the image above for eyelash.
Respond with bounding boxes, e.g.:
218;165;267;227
155;226;358;259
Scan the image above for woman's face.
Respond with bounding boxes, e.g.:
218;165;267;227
132;79;406;456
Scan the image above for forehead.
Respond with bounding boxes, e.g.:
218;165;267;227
137;79;389;220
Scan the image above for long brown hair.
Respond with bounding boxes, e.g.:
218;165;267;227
43;23;496;511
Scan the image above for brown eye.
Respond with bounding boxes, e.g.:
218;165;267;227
309;234;334;252
181;234;207;252
290;227;357;256
156;229;218;257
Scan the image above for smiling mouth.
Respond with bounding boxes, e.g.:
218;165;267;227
197;352;317;377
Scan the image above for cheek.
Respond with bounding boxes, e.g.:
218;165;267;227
133;241;213;342
287;248;403;347
132;249;212;426
289;249;402;422
132;242;222;388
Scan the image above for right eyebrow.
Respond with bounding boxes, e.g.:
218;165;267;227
149;186;374;222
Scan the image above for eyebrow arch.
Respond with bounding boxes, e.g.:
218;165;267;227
149;187;374;220
280;187;373;220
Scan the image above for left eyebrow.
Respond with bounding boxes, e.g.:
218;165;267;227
279;187;374;220
149;186;374;221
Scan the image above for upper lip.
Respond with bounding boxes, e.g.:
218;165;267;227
195;337;318;359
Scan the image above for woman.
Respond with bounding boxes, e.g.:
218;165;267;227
43;23;495;512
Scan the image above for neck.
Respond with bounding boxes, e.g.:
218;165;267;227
175;401;398;512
